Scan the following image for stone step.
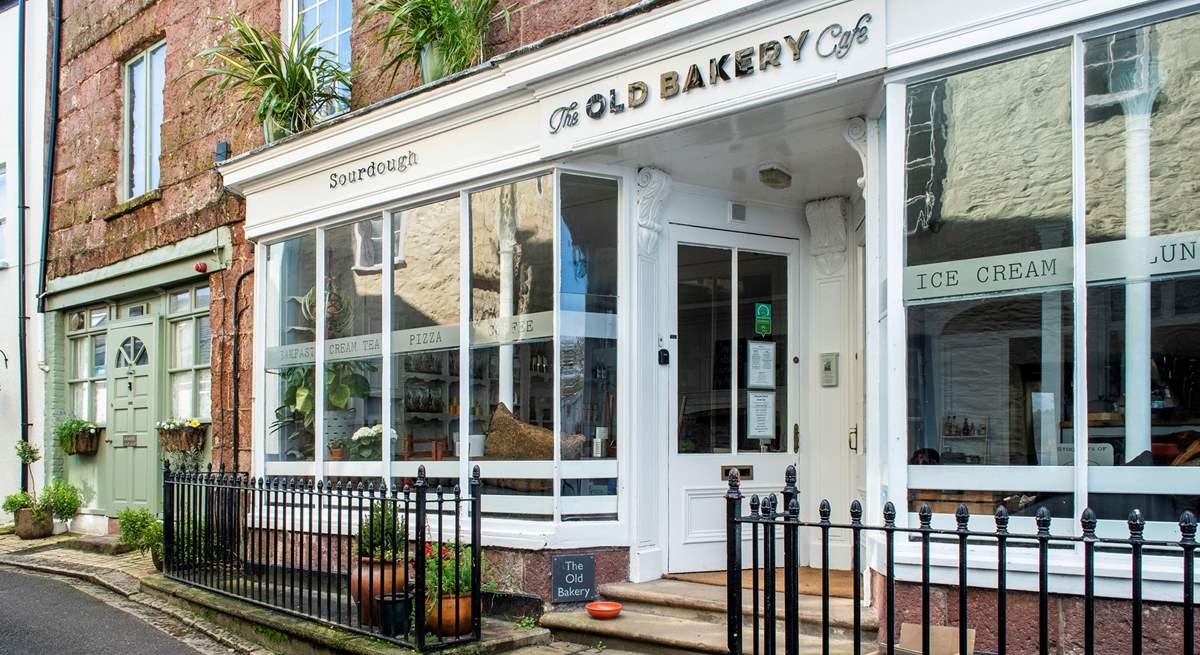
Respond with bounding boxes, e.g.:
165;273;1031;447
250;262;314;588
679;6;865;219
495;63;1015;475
58;534;135;556
540;608;859;655
599;579;877;638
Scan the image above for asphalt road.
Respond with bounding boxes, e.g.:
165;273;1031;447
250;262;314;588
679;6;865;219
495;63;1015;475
0;567;234;655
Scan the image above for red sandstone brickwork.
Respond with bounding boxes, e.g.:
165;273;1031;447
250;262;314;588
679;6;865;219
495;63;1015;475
871;573;1198;655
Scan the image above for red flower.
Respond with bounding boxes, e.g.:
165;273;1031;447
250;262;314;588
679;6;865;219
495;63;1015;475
424;543;433;556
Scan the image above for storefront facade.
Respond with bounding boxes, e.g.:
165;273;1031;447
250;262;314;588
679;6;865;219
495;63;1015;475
222;0;1200;605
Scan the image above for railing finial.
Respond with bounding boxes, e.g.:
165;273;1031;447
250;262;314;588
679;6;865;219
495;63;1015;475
818;499;832;523
1081;507;1097;538
882;501;896;527
1127;508;1145;541
955;503;970;531
1181;510;1197;545
918;503;933;529
994;505;1009;533
725;467;742;500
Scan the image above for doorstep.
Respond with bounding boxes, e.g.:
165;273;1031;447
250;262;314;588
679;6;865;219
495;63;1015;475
141;575;553;655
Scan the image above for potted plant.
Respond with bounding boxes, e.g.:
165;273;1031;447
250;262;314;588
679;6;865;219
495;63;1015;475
3;442;52;539
42;479;84;534
423;541;475;636
351;424;386;460
157;418;207;453
361;0;511;85
328;434;349;460
351;502;407;625
192;16;352;143
117;507;164;571
55;417;102;456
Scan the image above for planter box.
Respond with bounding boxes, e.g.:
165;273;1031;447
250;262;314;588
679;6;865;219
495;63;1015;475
159;426;206;453
14;508;53;540
67;428;102;456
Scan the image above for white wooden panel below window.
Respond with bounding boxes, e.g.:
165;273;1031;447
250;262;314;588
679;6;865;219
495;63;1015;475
907;465;1074;493
1088;466;1200;495
481;494;553;516
560;459;618;479
474;461;554;479
560;495;618;516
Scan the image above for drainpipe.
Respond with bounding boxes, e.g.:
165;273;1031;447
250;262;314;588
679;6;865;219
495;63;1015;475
16;0;29;491
36;0;61;314
230;267;253;473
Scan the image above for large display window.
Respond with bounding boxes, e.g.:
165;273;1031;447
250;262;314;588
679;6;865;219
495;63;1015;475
899;10;1200;538
260;170;621;526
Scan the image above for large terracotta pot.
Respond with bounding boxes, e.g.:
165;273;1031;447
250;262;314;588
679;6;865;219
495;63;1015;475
425;593;473;637
14;508;53;540
349;557;406;625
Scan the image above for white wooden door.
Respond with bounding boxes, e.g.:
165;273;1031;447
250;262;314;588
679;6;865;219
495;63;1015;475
666;226;801;573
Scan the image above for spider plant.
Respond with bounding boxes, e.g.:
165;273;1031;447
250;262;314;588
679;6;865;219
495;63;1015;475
361;0;510;84
192;15;353;142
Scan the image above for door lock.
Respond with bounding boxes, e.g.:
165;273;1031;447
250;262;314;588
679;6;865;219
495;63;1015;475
848;425;859;453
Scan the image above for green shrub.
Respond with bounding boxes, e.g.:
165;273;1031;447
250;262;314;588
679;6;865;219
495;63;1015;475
41;480;83;521
118;507;163;560
2;491;42;522
356;501;405;560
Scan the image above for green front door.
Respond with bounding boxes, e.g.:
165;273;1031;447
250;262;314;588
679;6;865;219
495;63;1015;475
106;319;159;514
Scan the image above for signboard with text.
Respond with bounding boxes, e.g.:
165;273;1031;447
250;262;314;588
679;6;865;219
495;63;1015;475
551;554;596;603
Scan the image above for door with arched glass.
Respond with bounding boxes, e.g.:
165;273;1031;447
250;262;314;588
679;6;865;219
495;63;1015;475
105;319;160;514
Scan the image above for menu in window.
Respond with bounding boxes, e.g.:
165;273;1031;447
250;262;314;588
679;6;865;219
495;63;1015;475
747;390;775;440
746;340;776;390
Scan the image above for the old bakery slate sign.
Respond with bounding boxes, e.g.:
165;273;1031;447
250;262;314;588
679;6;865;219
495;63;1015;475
551;554;596;603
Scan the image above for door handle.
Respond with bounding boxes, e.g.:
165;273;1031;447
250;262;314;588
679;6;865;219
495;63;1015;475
792;424;799;452
848;425;859;453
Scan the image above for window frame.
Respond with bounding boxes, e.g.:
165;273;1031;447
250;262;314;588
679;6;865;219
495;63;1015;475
66;307;111;425
253;166;627;543
882;3;1200;601
166;285;213;421
122;40;166;201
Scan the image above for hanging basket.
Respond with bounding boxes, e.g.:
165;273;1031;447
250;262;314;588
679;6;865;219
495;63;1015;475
159;426;207;453
67;428;102;456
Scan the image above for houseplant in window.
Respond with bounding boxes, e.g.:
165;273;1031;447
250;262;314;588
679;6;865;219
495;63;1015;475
423;541;475;636
327;433;349;460
361;0;511;85
351;502;407;625
55;417;102;456
157;417;207;453
192;15;352;143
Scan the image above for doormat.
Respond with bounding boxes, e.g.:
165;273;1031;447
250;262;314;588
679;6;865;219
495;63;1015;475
668;567;854;599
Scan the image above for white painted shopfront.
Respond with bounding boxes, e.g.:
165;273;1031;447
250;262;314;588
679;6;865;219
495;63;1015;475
221;0;1200;601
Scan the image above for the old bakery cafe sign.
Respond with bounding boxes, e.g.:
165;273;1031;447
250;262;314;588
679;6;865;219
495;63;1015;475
543;4;879;140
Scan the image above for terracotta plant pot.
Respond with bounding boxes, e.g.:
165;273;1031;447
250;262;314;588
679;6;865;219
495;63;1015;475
14;508;53;540
328;447;345;461
152;549;164;572
349;557;406;625
425;593;473;637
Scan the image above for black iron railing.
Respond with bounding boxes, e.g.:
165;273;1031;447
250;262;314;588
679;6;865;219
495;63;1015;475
163;462;482;651
725;465;1198;655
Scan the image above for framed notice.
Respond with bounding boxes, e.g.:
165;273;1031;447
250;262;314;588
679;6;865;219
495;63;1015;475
747;390;775;440
746;341;776;389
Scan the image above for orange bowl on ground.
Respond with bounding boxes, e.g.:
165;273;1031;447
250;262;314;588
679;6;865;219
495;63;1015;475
585;601;622;620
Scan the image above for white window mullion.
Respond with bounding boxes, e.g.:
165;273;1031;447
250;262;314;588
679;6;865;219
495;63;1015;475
381;210;393;472
885;81;909;528
1070;34;1089;530
314;228;327;483
552;168;563;522
458;191;471;495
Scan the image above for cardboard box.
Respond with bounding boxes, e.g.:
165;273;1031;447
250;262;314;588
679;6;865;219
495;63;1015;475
893;623;976;655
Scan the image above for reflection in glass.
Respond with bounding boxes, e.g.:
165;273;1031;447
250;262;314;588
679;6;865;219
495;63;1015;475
907;489;1072;518
1083;13;1200;525
470;174;555;519
324;218;383;463
736;251;786;453
266;233;317;461
904;47;1072;266
127;57;146;197
560;175;619;462
906;291;1074;466
677;245;732;454
391;197;461;463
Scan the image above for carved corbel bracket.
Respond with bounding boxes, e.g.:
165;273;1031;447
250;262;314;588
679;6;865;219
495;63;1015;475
636;167;671;258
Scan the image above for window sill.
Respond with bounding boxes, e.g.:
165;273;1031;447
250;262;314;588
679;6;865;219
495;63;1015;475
103;188;161;222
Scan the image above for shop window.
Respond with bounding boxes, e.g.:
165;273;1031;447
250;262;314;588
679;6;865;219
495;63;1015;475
323;217;383;464
67;311;108;425
1083;14;1200;526
903;47;1075;517
265;233;318;462
261;171;620;523
124;42;165;199
390;197;460;474
167;285;213;420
